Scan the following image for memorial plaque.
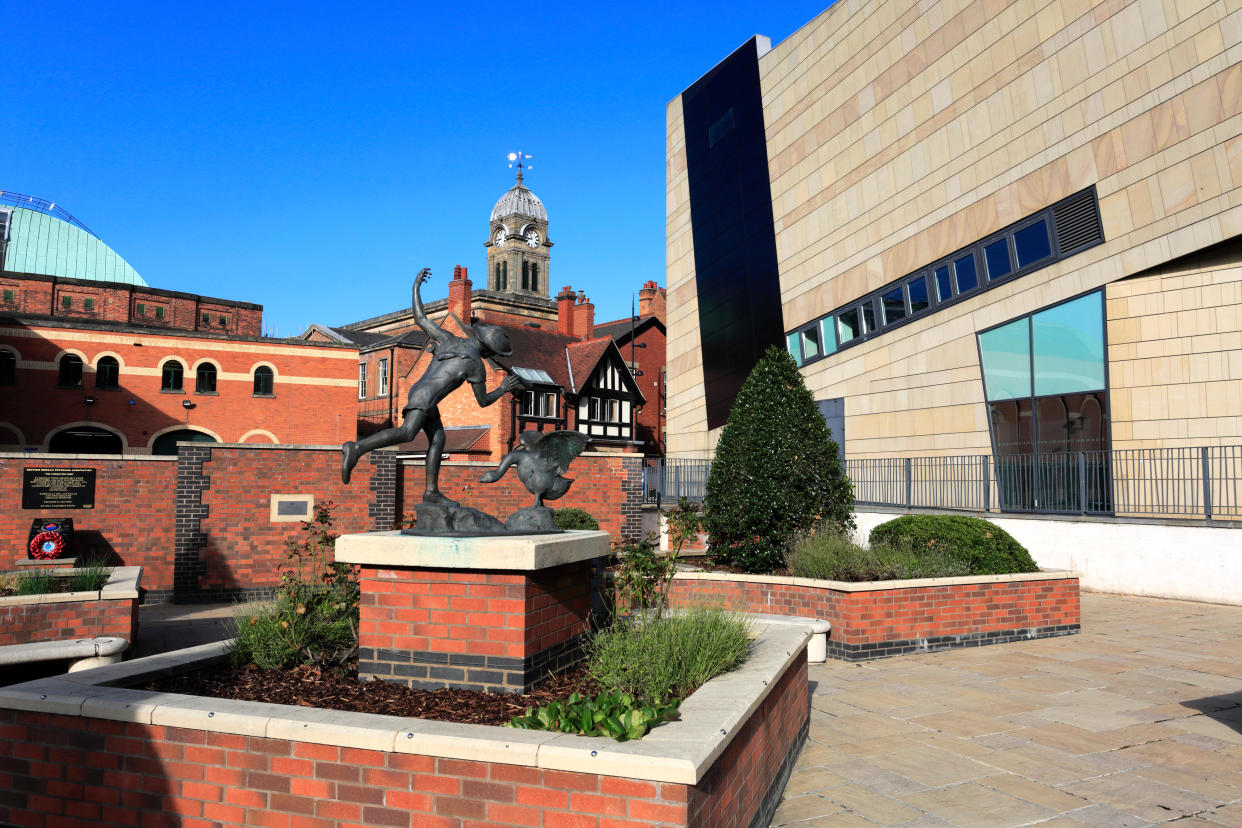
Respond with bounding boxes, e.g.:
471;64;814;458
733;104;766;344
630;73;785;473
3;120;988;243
22;468;96;510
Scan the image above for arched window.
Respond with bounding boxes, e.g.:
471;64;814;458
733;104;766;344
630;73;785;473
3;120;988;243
161;360;184;391
0;351;15;385
48;425;122;455
95;356;119;389
494;262;501;290
195;363;217;393
522;261;530;290
58;354;83;387
253;366;274;396
531;263;539;294
501;261;508;290
151;428;217;455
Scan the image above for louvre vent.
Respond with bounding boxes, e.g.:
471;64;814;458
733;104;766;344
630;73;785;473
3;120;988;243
1052;189;1103;254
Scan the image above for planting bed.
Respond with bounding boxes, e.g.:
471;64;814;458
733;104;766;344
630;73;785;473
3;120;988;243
0;566;141;647
668;569;1080;660
0;623;810;828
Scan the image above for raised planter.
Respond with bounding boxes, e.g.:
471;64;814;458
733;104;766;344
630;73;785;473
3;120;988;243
0;623;809;828
0;566;141;649
667;569;1080;660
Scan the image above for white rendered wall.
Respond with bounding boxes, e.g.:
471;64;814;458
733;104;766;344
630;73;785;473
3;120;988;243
854;510;1242;607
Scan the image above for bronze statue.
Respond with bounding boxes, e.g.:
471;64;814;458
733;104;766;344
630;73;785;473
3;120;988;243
480;430;590;507
340;268;525;501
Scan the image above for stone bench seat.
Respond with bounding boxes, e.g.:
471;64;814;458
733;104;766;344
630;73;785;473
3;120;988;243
0;637;129;673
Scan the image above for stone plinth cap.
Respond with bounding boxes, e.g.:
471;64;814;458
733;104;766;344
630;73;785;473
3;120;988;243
335;530;610;571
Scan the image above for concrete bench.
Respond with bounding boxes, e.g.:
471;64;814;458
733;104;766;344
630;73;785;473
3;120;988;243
0;637;129;673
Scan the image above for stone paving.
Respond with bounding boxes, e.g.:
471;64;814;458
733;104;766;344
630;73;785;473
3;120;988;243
130;601;255;658
772;593;1242;827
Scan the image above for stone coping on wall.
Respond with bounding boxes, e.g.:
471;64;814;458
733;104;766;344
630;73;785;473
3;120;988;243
671;568;1081;593
0;452;175;461
0;565;141;607
337;529;610;571
0;624;809;786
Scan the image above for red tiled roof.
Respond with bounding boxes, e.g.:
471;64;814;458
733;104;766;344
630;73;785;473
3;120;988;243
564;338;613;394
490;323;579;388
594;314;663;344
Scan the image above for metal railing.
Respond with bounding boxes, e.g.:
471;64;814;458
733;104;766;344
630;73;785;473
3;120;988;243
644;446;1242;519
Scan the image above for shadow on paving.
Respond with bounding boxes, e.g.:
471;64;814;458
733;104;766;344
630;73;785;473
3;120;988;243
1183;692;1242;736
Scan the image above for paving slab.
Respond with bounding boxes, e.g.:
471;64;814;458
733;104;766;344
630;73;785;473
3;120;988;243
772;593;1242;826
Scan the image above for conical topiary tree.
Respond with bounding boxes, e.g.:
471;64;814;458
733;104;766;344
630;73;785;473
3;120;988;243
703;345;854;573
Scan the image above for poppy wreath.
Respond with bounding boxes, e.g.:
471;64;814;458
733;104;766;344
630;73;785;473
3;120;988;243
29;531;66;560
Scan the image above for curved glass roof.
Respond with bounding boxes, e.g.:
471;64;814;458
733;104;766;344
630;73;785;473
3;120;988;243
1;194;146;286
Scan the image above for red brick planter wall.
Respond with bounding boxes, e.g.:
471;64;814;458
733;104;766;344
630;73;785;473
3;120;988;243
358;561;592;692
668;573;1080;659
0;594;137;647
0;653;809;828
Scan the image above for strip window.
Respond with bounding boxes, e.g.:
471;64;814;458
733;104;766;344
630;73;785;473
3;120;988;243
786;187;1102;368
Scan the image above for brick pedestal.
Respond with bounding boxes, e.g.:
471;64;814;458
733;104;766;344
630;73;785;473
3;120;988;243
336;530;609;693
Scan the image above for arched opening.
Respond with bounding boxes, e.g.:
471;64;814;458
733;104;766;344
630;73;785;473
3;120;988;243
96;356;120;389
48;425;123;455
196;363;217;393
531;263;539;293
151;428;218;455
253;365;274;396
58;354;83;387
0;350;15;385
161;360;184;391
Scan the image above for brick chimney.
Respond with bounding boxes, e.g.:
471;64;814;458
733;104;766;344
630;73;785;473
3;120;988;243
573;291;595;340
448;265;471;321
557;285;577;336
638;280;666;323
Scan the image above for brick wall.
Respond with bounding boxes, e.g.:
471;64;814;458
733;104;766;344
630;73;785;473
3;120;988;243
0;594;137;646
0;454;177;589
173;445;399;603
0;651;808;827
403;455;645;539
668;574;1080;660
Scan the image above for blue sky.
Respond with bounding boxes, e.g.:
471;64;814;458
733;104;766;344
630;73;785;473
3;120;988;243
8;1;828;337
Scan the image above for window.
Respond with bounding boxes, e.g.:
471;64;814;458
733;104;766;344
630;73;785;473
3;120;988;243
377;358;388;397
202;312;210;324
136;303;146;316
881;286;906;325
196;363;217;393
0;350;15;385
588;397;600;421
984;237;1012;281
155;306;165;320
1013;219;1052;268
907;275;929;314
522;262;530;291
837;308;862;344
861;302;876;334
84;298;94;312
934;265;952;302
58;354;83;387
218;315;226;327
799;325;821;361
2;289;13;304
954;253;978;293
95;356;119;389
531;263;539;294
253;366;274;396
358;363;367;398
161;360;183;391
61;296;72;309
502;261;508;289
521;389;557;418
494;263;501;289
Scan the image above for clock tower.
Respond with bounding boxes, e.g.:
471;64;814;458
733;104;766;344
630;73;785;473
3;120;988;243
485;162;551;298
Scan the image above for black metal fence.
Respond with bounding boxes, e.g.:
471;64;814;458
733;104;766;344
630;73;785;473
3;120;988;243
643;446;1242;519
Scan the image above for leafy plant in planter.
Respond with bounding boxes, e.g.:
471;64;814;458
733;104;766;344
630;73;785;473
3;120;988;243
869;515;1038;575
703;345;854;573
507;691;679;742
612;535;678;616
232;502;360;672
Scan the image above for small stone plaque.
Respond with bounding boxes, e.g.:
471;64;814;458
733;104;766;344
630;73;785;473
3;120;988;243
270;494;314;523
22;468;95;510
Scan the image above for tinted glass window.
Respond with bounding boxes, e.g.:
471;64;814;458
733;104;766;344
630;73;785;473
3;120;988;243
861;302;876;333
1014;219;1052;268
1031;292;1105;396
881;287;906;325
819;317;837;356
196;364;217;393
800;325;821;360
786;332;802;364
954;254;978;293
58;354;83;386
978;318;1031;401
984;238;1012;280
837;308;862;343
907;276;930;314
96;357;119;388
934;266;952;301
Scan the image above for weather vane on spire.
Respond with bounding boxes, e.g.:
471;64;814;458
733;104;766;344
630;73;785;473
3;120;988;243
507;151;533;185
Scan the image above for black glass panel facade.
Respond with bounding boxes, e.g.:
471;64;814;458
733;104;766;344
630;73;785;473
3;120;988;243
683;38;785;430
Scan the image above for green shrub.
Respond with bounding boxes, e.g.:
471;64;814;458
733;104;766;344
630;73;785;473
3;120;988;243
868;515;1038;575
553;508;600;531
507;691;679;742
69;562;111;592
612;536;678;615
587;607;751;703
703;346;854;573
15;570;54;596
231;502;359;672
787;528;969;582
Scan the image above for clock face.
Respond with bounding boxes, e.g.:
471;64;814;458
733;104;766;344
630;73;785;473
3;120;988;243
494;228;507;247
525;228;540;248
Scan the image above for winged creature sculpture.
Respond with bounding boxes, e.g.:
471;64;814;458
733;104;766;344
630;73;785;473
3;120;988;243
480;430;590;507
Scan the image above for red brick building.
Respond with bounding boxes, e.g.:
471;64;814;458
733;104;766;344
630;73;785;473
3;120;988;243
0;272;359;453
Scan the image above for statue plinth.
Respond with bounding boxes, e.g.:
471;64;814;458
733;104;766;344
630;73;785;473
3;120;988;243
336;529;609;693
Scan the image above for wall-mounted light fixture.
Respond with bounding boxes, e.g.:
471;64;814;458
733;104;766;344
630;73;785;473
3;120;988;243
182;399;196;423
84;396;96;406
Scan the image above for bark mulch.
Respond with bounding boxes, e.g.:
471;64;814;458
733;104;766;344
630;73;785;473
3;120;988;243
145;663;600;727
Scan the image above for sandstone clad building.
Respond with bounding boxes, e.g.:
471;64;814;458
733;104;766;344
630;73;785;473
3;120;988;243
666;0;1242;515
